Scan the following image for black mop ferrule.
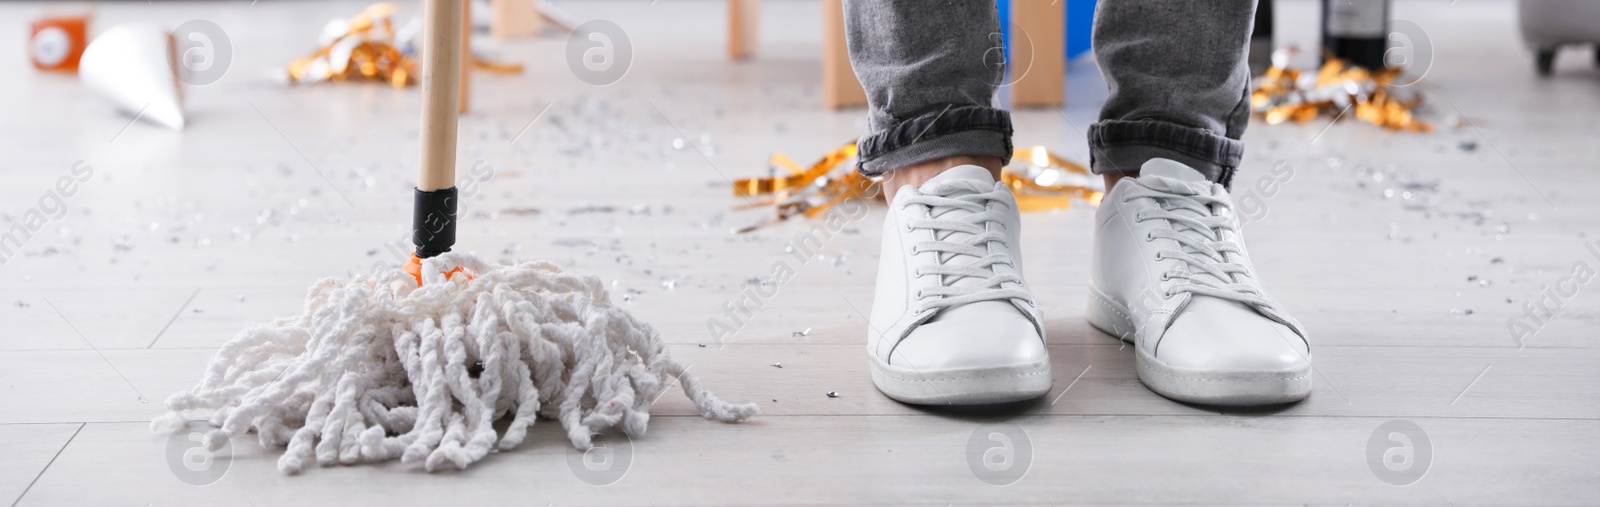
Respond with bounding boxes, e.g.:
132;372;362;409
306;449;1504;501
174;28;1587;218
412;187;458;259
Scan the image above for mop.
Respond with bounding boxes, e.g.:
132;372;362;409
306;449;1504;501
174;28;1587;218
151;0;757;474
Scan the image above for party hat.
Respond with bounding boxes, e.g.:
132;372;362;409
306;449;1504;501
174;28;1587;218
80;23;185;130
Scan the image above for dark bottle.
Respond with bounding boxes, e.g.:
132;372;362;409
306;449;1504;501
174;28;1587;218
1249;0;1274;75
1321;0;1390;69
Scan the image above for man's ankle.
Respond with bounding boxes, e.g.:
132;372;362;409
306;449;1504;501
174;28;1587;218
882;155;1003;202
1103;171;1138;192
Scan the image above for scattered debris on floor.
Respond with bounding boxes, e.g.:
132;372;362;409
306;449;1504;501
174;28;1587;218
499;207;541;216
568;205;617;215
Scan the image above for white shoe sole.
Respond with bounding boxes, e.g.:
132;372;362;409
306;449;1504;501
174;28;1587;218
1087;286;1313;406
869;354;1052;405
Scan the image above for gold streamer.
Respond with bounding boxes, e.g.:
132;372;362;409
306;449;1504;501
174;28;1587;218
286;3;522;89
732;143;1101;232
471;58;525;74
1001;145;1104;212
286;4;415;88
1251;47;1433;132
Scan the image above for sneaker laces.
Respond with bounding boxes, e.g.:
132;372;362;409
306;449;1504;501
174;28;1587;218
900;181;1031;314
1126;177;1276;310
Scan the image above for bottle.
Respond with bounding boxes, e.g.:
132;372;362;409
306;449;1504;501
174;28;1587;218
1321;0;1390;69
1249;0;1275;75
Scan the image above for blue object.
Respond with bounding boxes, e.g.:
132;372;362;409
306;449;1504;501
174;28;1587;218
998;0;1098;64
1067;0;1096;59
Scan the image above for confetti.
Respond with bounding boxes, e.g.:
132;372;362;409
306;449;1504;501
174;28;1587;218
499;207;542;216
568;205;616;215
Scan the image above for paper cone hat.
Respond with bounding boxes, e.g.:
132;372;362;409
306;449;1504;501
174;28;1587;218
80;23;185;130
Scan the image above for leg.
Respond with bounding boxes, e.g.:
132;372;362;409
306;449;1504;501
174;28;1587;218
845;0;1012;198
1089;0;1257;188
882;155;1002;202
1085;0;1315;406
845;0;1052;405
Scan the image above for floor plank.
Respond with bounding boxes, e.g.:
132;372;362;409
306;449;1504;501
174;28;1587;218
0;424;81;507
1;343;1592;425
17;417;1599;506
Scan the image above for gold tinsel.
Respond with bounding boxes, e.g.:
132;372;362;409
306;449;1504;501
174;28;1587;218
1252;48;1433;133
287;4;416;87
286;3;523;89
733;143;1103;232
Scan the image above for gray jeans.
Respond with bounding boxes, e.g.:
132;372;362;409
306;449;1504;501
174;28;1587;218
845;0;1258;186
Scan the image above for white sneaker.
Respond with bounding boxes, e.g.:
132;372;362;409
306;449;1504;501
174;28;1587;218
1088;158;1313;406
868;165;1052;405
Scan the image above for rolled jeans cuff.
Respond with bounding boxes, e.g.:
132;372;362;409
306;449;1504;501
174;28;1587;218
856;105;1014;176
1088;119;1245;186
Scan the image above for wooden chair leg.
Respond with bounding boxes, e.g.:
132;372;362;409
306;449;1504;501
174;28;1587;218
728;0;760;60
1009;0;1064;107
490;0;541;39
821;0;866;109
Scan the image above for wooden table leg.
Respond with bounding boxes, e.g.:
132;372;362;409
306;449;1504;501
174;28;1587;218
821;0;866;109
491;0;541;39
1009;0;1064;107
728;0;760;60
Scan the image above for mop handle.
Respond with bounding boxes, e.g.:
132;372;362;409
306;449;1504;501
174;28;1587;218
413;0;462;259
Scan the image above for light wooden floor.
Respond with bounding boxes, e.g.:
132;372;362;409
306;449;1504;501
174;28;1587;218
3;0;1598;505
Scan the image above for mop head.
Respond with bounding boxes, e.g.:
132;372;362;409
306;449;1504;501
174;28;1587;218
151;252;758;474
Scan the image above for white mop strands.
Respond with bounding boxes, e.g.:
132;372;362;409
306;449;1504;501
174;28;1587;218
151;252;758;473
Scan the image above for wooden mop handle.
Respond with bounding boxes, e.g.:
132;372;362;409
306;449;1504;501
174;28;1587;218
419;0;462;191
412;0;463;260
